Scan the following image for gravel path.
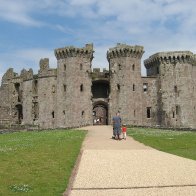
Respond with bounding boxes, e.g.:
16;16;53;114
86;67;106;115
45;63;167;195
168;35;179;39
67;125;196;196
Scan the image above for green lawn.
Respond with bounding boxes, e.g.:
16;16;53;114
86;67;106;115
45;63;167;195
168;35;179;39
0;129;86;195
127;127;196;160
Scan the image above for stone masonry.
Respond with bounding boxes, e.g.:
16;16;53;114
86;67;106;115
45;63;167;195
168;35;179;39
0;43;195;129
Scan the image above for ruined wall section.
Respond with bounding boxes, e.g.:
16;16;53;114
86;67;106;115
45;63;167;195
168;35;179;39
0;83;10;123
0;68;24;125
37;58;57;129
22;59;57;129
107;44;145;125
0;69;12;125
55;44;93;128
22;69;34;125
141;77;158;126
145;51;196;128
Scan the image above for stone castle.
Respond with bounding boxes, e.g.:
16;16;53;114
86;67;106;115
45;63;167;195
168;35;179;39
0;43;196;129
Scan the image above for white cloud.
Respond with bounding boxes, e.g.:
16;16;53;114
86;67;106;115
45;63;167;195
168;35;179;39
92;45;109;69
0;0;196;81
0;0;44;26
70;0;97;6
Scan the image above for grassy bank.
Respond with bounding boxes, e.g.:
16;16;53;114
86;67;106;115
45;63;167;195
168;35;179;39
0;129;86;195
127;127;196;160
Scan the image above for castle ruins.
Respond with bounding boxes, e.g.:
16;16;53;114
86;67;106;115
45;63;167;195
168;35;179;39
0;43;196;129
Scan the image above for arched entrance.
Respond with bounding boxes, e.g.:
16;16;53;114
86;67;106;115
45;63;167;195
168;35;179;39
93;103;108;125
91;78;109;125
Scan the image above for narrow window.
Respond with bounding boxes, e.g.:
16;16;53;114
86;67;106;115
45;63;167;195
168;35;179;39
173;111;175;118
133;84;135;91
63;110;65;115
82;111;84;116
132;64;135;71
157;66;159;74
15;83;20;93
134;110;136;117
118;64;122;70
117;84;120;91
80;64;83;70
52;85;55;93
63;84;66;92
32;102;39;120
52;111;55;118
32;80;38;94
64;64;66;71
147;107;151;118
143;83;148;92
174;85;177;93
80;84;83;92
176;105;179;115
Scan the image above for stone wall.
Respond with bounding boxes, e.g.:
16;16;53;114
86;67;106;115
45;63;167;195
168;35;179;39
192;65;196;127
37;77;57;129
141;77;158;126
0;83;10;123
23;79;33;125
107;44;145;125
55;44;93;128
145;51;196;128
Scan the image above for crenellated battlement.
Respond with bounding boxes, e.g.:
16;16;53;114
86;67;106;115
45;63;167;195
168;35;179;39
144;51;195;68
107;43;144;60
20;68;34;81
54;43;94;60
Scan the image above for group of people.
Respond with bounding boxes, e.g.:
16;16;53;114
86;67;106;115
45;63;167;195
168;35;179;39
112;112;127;140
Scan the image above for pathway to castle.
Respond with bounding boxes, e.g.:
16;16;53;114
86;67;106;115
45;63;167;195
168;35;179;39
66;125;196;196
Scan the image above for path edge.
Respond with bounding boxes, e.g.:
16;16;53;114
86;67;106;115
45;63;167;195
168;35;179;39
63;148;84;196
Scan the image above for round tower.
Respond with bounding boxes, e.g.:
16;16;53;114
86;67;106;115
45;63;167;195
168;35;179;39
144;51;196;128
55;44;93;128
107;43;144;125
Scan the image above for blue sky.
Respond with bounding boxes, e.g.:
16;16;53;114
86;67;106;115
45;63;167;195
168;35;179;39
0;0;196;82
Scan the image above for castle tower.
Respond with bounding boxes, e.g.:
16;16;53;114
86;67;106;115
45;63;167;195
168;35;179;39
144;51;196;128
107;43;144;125
55;44;93;128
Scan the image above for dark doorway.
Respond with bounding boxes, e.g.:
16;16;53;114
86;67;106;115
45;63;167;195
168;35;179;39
15;104;23;124
93;104;108;125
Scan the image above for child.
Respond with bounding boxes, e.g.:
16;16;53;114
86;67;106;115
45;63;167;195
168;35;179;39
122;124;127;140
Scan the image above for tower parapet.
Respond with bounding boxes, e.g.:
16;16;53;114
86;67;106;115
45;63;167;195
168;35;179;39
20;69;33;81
144;51;195;69
107;43;144;60
54;43;93;60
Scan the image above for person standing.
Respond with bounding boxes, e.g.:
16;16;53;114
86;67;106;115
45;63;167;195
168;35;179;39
112;112;122;140
122;124;127;140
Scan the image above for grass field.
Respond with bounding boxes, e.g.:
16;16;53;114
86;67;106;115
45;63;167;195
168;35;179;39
127;127;196;160
0;129;86;195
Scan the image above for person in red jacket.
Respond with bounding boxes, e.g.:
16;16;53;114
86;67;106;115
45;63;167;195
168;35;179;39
122;124;127;140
